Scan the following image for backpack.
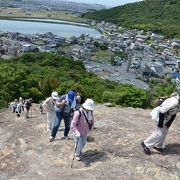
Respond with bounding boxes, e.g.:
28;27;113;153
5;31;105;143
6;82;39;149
77;109;93;130
153;97;168;107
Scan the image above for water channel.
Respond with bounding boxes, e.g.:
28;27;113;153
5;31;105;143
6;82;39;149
0;19;101;38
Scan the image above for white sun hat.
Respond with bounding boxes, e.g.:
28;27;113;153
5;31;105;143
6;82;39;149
51;91;59;99
82;99;94;110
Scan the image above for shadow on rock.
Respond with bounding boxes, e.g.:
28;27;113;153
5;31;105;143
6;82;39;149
164;143;180;155
81;149;107;166
87;136;95;142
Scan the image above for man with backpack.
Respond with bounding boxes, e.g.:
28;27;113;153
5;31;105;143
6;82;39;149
49;90;76;142
70;99;94;161
141;92;180;155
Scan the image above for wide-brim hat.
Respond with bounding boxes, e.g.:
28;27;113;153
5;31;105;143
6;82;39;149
82;99;94;110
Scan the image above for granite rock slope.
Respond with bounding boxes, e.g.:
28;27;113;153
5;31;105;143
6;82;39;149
0;104;179;179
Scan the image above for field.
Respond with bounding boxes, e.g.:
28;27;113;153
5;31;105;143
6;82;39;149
0;7;87;23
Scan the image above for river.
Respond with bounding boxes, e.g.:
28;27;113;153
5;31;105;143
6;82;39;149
0;19;101;38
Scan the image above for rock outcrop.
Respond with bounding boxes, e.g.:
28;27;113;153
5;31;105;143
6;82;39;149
0;104;179;179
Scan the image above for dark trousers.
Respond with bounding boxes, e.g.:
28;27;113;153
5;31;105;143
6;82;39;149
51;111;71;138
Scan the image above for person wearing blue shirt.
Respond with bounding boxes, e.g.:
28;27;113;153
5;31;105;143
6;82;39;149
49;90;76;142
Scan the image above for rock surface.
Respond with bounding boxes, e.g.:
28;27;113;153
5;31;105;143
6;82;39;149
0;104;179;179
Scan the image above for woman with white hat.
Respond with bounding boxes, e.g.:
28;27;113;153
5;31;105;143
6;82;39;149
70;98;94;161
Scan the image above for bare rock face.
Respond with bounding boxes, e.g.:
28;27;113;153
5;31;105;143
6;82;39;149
0;104;179;179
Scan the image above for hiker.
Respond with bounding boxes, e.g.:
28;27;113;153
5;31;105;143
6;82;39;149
9;101;15;112
141;92;180;155
39;100;44;114
70;99;94;161
16;101;23;117
19;97;24;111
24;98;33;119
12;99;18;113
49;90;76;142
42;92;59;132
75;95;82;110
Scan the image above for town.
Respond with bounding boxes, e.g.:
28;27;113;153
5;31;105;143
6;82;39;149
0;19;180;90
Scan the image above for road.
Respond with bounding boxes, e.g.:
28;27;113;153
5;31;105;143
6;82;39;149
89;61;149;90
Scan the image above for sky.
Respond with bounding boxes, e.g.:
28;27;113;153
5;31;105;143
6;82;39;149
63;0;143;7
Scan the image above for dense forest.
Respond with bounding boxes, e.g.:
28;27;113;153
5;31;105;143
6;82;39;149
0;52;176;109
83;0;180;38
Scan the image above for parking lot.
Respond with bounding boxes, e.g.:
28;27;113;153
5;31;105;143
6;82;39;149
85;61;149;90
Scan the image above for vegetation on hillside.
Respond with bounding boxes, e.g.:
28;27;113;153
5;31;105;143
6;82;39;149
0;52;176;109
83;0;180;38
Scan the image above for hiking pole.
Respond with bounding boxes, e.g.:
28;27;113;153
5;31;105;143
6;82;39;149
70;137;79;168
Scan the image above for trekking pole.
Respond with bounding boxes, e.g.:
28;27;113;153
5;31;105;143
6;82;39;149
70;137;79;168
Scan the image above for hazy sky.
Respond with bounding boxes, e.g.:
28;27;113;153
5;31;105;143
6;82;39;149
64;0;143;7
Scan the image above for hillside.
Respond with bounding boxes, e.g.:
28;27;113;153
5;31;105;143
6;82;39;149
0;52;149;109
0;52;177;109
0;104;179;179
83;0;180;38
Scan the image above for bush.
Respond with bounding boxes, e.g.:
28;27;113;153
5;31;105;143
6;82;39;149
28;88;43;103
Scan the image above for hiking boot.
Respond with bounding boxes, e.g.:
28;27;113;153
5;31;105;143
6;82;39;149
49;136;54;142
153;146;165;152
141;141;151;155
75;155;81;161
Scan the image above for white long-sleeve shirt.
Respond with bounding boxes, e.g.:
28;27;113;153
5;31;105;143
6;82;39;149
159;95;179;115
42;97;55;112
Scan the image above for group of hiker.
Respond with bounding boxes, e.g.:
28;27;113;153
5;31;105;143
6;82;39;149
42;90;94;161
9;97;33;119
9;89;179;159
9;89;94;161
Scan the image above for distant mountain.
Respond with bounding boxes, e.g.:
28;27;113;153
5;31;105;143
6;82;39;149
82;0;180;38
0;0;105;13
33;0;105;10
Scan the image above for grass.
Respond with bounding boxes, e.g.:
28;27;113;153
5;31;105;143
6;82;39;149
92;50;113;63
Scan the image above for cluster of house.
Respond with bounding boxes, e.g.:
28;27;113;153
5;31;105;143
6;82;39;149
1;20;180;88
94;21;180;83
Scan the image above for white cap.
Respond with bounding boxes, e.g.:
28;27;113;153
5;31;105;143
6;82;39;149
51;91;59;99
82;99;94;110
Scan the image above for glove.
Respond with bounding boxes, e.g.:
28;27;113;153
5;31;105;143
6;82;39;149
75;133;80;139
